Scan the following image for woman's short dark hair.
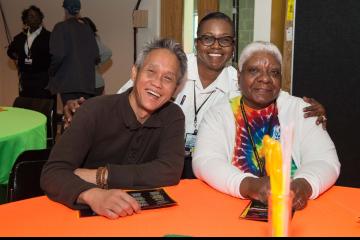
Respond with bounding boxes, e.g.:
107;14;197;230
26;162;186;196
197;11;234;37
21;5;44;25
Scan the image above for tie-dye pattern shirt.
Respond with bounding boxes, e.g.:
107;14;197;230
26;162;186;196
230;96;297;177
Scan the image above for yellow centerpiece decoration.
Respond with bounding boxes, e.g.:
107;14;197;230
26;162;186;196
262;126;293;237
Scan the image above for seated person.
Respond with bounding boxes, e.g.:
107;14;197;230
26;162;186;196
40;38;188;219
62;12;327;132
192;41;340;210
61;12;327;180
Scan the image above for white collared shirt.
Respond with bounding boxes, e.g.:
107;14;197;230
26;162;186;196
24;26;42;56
174;53;238;134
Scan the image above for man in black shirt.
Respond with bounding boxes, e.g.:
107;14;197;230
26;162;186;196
41;38;188;219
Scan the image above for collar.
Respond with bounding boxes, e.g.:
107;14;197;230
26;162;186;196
27;26;42;38
186;52;235;94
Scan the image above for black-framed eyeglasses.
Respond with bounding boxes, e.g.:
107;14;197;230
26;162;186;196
197;35;234;47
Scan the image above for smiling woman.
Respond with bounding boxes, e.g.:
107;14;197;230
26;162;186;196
195;13;235;85
238;43;282;109
193;41;340;211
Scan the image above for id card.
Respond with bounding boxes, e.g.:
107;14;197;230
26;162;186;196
240;200;295;222
185;132;197;157
240;200;268;222
24;57;32;65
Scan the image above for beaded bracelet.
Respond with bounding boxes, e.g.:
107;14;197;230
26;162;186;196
102;166;108;189
96;167;108;189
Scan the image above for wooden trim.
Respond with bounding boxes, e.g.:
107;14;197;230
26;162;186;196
197;0;219;22
160;0;184;45
281;0;295;92
271;0;286;54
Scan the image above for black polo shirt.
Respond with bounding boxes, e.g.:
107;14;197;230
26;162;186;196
41;88;185;209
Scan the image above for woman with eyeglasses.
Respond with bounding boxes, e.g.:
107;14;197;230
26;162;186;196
62;12;327;179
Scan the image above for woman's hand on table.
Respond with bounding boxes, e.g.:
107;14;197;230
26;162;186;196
240;176;270;204
291;178;312;210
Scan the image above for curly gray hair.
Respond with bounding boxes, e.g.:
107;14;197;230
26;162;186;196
238;41;282;72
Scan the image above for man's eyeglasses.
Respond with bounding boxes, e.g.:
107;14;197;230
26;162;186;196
197;35;234;47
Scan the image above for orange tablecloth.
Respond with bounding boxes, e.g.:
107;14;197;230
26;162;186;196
0;179;359;237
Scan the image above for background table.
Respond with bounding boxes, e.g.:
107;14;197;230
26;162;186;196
0;179;359;237
0;107;46;185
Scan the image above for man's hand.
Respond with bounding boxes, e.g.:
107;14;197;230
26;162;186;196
302;97;327;130
290;178;312;210
77;188;141;219
63;97;86;129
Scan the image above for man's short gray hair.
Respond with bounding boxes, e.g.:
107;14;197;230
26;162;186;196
135;38;188;85
238;41;282;72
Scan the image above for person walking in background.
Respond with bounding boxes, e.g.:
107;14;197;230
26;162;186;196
47;0;99;106
7;5;55;105
81;16;112;96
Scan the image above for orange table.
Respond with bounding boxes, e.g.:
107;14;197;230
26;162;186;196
0;179;359;237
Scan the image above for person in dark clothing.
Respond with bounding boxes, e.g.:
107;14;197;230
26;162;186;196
47;0;99;105
41;38;188;219
7;5;55;102
81;16;112;96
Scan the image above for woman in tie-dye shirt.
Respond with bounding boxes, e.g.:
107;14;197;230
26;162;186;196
192;41;340;210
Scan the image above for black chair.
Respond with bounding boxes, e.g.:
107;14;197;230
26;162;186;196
13;96;56;148
181;156;196;179
7;148;51;202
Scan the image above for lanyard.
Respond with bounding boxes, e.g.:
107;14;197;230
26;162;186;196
25;28;41;57
240;97;266;177
193;81;215;133
25;39;31;58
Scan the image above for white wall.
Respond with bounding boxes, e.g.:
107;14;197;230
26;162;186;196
253;0;272;41
183;0;195;53
137;0;160;58
0;0;160;106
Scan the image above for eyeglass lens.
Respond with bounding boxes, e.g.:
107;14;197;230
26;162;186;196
198;35;234;47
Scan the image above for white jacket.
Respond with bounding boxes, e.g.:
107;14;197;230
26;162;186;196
192;90;340;199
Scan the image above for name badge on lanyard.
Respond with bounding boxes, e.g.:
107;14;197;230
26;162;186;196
185;132;197;157
24;57;33;65
184;82;216;157
25;33;33;65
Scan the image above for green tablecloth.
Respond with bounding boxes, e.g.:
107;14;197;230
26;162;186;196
0;107;46;184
